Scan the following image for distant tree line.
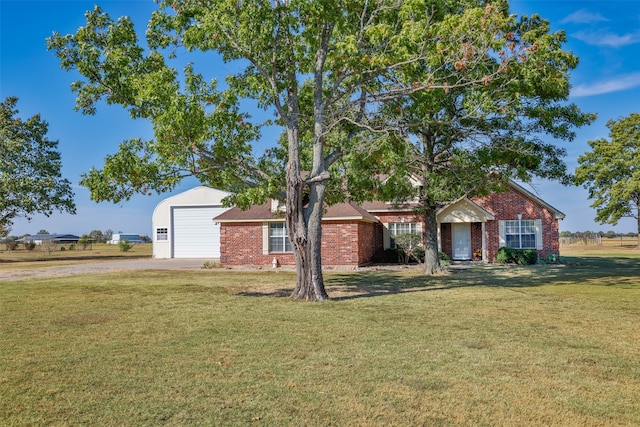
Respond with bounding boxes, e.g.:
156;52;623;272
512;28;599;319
560;230;637;239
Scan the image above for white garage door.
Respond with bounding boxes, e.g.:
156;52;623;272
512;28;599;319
172;206;227;258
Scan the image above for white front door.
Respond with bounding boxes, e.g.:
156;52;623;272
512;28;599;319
452;223;471;260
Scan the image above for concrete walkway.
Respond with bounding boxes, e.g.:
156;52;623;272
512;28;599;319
0;258;208;282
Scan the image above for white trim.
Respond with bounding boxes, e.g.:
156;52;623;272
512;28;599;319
262;223;269;255
452;223;472;260
498;220;506;247
481;222;487;262
383;224;390;249
535;219;543;250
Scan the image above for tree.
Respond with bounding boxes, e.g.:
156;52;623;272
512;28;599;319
357;4;594;273
0;97;76;237
89;229;105;243
393;233;423;265
48;1;554;299
575;113;640;248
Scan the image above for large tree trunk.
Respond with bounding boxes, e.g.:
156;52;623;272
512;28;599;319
290;180;329;301
422;204;444;275
287;19;333;301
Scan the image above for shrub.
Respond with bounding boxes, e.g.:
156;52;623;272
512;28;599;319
496;247;514;264
496;247;538;265
394;233;423;265
518;249;539;265
118;239;133;252
438;251;450;266
412;246;425;263
202;261;222;269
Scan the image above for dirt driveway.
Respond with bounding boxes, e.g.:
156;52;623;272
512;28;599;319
0;258;207;282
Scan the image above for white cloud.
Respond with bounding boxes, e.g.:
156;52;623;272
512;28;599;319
573;29;640;47
572;73;640;97
561;9;609;24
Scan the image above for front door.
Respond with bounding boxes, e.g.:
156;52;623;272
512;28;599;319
452;223;471;260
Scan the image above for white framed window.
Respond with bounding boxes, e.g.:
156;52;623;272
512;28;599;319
156;228;168;241
388;222;418;249
505;220;535;249
499;219;542;250
269;223;292;253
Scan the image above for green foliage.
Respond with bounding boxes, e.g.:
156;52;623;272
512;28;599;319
575;113;640;239
0;97;76;236
202;260;222;269
350;3;594;274
118;239;133;252
496;247;515;264
393;233;423;265
78;234;93;250
497;247;538;265
439;251;451;267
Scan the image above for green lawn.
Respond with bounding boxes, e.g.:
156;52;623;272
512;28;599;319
1;249;639;426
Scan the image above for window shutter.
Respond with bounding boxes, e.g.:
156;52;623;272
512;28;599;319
535;219;543;250
262;223;269;255
498;220;506;247
383;224;390;249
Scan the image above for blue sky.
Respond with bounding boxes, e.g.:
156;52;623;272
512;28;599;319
1;0;639;237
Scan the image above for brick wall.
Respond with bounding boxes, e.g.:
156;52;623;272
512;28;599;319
441;223;452;258
220;220;379;266
472;191;560;262
219;189;560;266
471;222;483;260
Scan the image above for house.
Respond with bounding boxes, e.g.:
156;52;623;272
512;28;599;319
152;186;232;258
214;181;565;266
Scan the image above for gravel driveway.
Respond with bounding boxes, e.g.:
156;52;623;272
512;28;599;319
0;258;208;282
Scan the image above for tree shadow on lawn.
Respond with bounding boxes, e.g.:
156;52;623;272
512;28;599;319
236;255;640;300
334;256;640;300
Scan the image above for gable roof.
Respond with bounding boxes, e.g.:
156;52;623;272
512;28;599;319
438;197;496;223
508;181;566;220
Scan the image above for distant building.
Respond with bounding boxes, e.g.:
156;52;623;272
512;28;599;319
21;234;80;245
109;233;143;244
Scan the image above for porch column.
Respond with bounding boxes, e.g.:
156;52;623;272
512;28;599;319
481;222;487;263
437;222;442;252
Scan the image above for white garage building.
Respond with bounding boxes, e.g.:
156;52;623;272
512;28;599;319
152;186;232;259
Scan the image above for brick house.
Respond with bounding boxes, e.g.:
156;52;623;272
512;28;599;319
214;181;565;266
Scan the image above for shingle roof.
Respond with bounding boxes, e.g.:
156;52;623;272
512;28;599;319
214;200;379;223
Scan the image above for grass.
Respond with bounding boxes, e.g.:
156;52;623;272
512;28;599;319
0;243;152;270
1;247;639;426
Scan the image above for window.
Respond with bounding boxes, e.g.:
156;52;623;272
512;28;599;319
156;228;168;241
505;219;536;249
269;223;292;252
389;222;418;249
